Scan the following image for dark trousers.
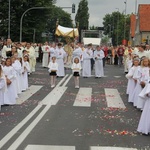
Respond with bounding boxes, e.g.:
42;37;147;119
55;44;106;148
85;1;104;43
91;58;95;70
103;57;106;67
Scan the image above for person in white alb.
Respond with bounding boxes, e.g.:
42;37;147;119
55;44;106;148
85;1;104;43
26;43;36;73
94;46;105;78
48;56;58;88
82;43;93;77
1;38;12;58
42;42;50;68
49;43;57;62
55;43;66;77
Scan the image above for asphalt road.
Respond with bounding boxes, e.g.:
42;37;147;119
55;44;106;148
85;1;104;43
0;63;150;150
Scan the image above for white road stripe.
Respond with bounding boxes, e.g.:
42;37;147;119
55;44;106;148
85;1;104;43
62;75;73;87
104;88;126;108
7;75;71;150
0;105;42;149
16;85;43;104
7;104;51;150
56;74;69;87
25;145;75;150
40;87;67;105
90;147;137;150
0;76;67;149
73;88;92;107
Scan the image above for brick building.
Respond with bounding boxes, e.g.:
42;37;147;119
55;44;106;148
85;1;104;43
130;4;150;46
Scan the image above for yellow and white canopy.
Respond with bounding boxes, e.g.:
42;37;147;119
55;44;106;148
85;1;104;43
55;25;79;37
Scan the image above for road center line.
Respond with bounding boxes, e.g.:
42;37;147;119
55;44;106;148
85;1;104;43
56;74;69;87
7;104;51;150
0;105;42;149
0;76;67;149
62;74;73;87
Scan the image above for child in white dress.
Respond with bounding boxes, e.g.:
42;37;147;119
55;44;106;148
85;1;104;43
0;65;7;110
137;82;150;135
126;58;140;102
71;57;82;88
22;55;30;91
3;58;16;105
136;57;150;110
48;56;58;88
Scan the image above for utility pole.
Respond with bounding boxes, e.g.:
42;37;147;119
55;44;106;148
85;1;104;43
116;8;119;46
124;0;127;42
8;0;11;38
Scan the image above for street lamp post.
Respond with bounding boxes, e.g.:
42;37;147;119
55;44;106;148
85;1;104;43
20;5;75;42
123;0;127;44
116;8;119;46
8;0;11;38
20;7;46;42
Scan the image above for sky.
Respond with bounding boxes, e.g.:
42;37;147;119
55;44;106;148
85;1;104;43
55;0;150;27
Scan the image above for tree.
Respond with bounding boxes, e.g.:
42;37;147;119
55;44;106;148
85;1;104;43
0;0;72;42
75;0;89;41
103;11;130;46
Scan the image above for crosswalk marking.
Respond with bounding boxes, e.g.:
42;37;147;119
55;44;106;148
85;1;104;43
104;88;126;108
90;147;137;150
73;88;92;107
40;87;67;105
16;85;43;104
25;145;75;150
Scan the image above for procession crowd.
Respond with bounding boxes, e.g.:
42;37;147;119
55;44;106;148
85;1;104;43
0;38;150;135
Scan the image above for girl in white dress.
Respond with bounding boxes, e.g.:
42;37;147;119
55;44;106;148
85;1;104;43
136;57;150;110
0;65;7;110
48;56;58;88
22;55;30;91
11;55;22;95
137;83;150;135
3;58;16;105
126;58;140;98
71;57;82;88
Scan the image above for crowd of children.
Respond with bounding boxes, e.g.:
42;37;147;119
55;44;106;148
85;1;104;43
126;55;150;135
0;53;30;110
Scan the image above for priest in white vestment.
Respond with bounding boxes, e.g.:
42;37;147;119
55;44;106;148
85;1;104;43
82;44;93;77
26;43;36;72
94;46;104;78
42;42;50;67
56;43;66;77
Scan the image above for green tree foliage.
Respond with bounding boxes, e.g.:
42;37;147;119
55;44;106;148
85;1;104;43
75;0;89;41
103;11;130;46
0;0;72;42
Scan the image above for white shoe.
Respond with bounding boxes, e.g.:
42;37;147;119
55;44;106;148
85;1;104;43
51;85;54;88
75;86;79;89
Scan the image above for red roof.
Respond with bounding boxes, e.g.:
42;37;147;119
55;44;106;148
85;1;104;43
130;14;136;37
139;4;150;31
